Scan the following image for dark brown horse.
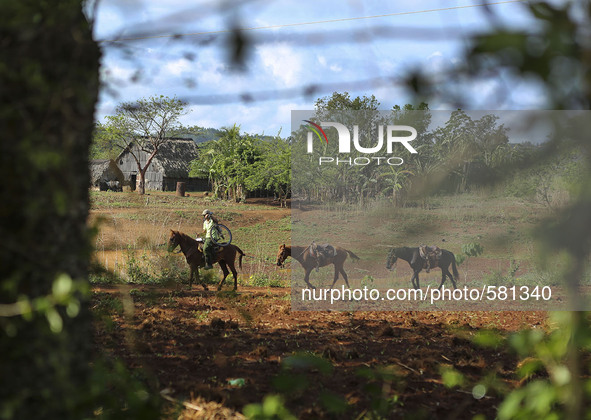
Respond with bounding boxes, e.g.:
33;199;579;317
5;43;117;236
276;244;360;289
168;230;245;290
386;246;459;290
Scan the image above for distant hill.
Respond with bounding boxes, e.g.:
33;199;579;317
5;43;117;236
193;128;224;144
174;127;278;145
172;127;223;144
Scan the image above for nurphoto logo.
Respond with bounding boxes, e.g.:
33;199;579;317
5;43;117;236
305;120;418;166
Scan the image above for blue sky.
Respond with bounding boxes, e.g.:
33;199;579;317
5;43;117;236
93;0;543;136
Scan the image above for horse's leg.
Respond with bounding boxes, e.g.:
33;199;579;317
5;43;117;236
329;264;340;289
188;267;194;288
437;270;446;290
446;266;457;289
195;267;207;291
303;268;315;289
339;266;350;288
414;271;421;290
229;263;239;291
217;261;230;291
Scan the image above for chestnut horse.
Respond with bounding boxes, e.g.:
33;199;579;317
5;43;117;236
168;230;244;290
386;246;459;290
276;244;360;289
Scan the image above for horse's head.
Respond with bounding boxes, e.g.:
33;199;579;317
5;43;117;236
276;244;288;267
168;230;181;252
386;248;398;270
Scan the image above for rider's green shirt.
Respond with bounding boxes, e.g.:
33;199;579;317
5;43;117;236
203;218;215;239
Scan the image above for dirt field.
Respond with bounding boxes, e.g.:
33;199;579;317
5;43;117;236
92;284;548;419
89;192;551;419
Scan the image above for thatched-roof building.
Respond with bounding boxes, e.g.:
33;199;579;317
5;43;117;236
90;159;124;191
116;138;209;192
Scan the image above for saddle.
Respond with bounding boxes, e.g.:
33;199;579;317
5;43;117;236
309;241;337;260
196;238;223;253
419;244;442;272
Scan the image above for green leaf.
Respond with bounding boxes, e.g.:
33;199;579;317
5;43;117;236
52;273;73;300
517;358;543;379
498;389;525;420
549;365;571;386
440;365;465;389
46;308;63;333
473;330;505;348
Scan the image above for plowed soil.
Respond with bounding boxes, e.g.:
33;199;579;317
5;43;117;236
92;284;547;419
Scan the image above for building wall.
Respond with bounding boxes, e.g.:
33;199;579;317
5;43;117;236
117;146;164;191
117;142;207;192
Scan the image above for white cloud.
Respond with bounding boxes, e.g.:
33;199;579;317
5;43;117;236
257;43;302;87
329;63;343;72
194;51;225;86
317;55;342;72
163;59;192;76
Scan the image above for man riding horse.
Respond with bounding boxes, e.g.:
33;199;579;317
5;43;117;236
200;209;221;270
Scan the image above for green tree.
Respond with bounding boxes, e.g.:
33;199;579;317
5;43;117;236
391;102;431;137
103;95;189;195
191;125;264;201
377;166;414;206
315;91;380;114
386;102;431;205
91;121;121;160
431;110;477;192
246;137;291;207
428;110;509;193
310;92;384;203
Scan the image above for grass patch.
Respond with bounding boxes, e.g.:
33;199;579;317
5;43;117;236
241;273;287;288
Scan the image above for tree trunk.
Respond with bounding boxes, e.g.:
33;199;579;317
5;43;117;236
0;1;99;418
138;168;147;195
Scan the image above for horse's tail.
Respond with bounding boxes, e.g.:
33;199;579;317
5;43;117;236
234;245;245;269
346;250;361;261
451;252;459;279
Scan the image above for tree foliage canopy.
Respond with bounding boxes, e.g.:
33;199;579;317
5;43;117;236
190;125;290;205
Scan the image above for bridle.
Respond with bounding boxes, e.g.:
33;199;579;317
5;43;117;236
168;233;180;252
277;248;288;267
386;249;398;270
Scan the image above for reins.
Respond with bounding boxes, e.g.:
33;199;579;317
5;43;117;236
298;245;311;258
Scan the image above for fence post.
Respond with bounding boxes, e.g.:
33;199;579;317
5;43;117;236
176;181;185;197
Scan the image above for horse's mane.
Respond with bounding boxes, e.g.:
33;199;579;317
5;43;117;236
178;231;195;241
173;230;198;247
